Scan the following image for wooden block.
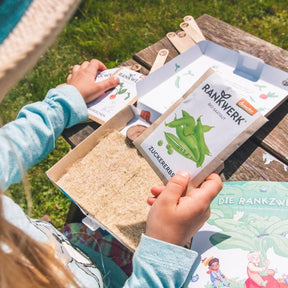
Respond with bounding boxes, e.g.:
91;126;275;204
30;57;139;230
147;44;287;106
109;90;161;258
121;58;149;75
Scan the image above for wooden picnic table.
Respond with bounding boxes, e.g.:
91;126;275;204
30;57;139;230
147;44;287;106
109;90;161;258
63;14;288;223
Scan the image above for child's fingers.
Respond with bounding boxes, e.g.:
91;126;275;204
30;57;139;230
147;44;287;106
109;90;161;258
147;197;157;206
147;185;165;206
95;76;119;95
79;61;89;70
83;76;120;103
158;170;190;205
150;185;165;195
89;59;107;72
72;64;81;73
185;173;222;209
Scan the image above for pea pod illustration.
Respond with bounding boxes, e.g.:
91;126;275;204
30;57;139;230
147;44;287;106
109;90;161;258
175;123;185;139
164;111;213;167
183;133;200;162
195;116;210;167
181;110;191;118
202;125;214;133
164;132;197;162
165;115;195;129
166;110;196;135
176;125;200;162
182;110;195;135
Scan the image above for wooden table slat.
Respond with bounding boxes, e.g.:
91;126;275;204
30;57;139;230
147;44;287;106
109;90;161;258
254;100;288;164
133;37;179;70
196;14;288;73
222;139;287;182
62;121;100;148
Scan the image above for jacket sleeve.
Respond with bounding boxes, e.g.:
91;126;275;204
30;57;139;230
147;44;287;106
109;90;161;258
124;234;199;288
0;84;88;191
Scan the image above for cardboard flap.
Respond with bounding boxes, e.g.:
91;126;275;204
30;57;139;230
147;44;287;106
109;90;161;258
234;50;264;81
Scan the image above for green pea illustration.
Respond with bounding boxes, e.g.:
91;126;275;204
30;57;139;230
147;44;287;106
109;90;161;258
163;111;213;167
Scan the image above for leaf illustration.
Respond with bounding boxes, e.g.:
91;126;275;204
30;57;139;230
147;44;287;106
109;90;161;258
118;88;128;95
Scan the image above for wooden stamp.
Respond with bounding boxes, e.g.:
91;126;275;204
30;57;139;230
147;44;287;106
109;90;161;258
149;48;169;74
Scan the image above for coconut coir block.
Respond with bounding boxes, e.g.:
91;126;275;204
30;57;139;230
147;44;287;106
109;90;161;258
57;129;162;251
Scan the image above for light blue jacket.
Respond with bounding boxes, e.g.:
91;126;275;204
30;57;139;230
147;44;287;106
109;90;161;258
0;84;198;287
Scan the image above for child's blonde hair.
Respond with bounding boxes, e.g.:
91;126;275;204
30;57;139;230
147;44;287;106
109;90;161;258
0;190;81;288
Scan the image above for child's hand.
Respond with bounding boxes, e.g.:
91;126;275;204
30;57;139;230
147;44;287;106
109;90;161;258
146;171;223;246
66;59;120;103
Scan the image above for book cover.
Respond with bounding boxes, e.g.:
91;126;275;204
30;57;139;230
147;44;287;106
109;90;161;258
189;181;288;288
134;69;267;187
87;67;144;124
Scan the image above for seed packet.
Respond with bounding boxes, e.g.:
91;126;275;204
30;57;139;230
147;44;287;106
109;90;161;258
133;68;268;187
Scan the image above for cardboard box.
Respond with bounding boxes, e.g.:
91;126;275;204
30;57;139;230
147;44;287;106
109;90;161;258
136;40;288;123
47;105;161;252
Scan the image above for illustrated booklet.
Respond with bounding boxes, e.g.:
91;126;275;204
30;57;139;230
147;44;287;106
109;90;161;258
189;181;288;288
134;68;268;187
87;66;144;124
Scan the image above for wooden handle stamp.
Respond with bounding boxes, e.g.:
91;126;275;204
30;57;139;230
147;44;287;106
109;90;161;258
180;21;205;43
166;31;195;53
149;48;169;74
181;15;205;41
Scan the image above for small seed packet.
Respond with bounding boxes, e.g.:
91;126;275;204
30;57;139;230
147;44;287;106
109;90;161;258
133;68;268;187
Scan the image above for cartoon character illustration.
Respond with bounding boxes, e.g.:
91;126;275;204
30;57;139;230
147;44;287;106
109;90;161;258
246;251;269;287
245;251;280;288
205;257;230;287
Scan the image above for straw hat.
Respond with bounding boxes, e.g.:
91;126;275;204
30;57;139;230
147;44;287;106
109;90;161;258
0;0;82;103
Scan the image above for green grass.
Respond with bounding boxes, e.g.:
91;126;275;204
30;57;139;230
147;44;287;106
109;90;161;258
1;0;288;228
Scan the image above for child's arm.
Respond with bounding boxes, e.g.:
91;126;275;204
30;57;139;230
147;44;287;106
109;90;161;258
124;234;198;288
124;171;222;287
0;59;119;191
